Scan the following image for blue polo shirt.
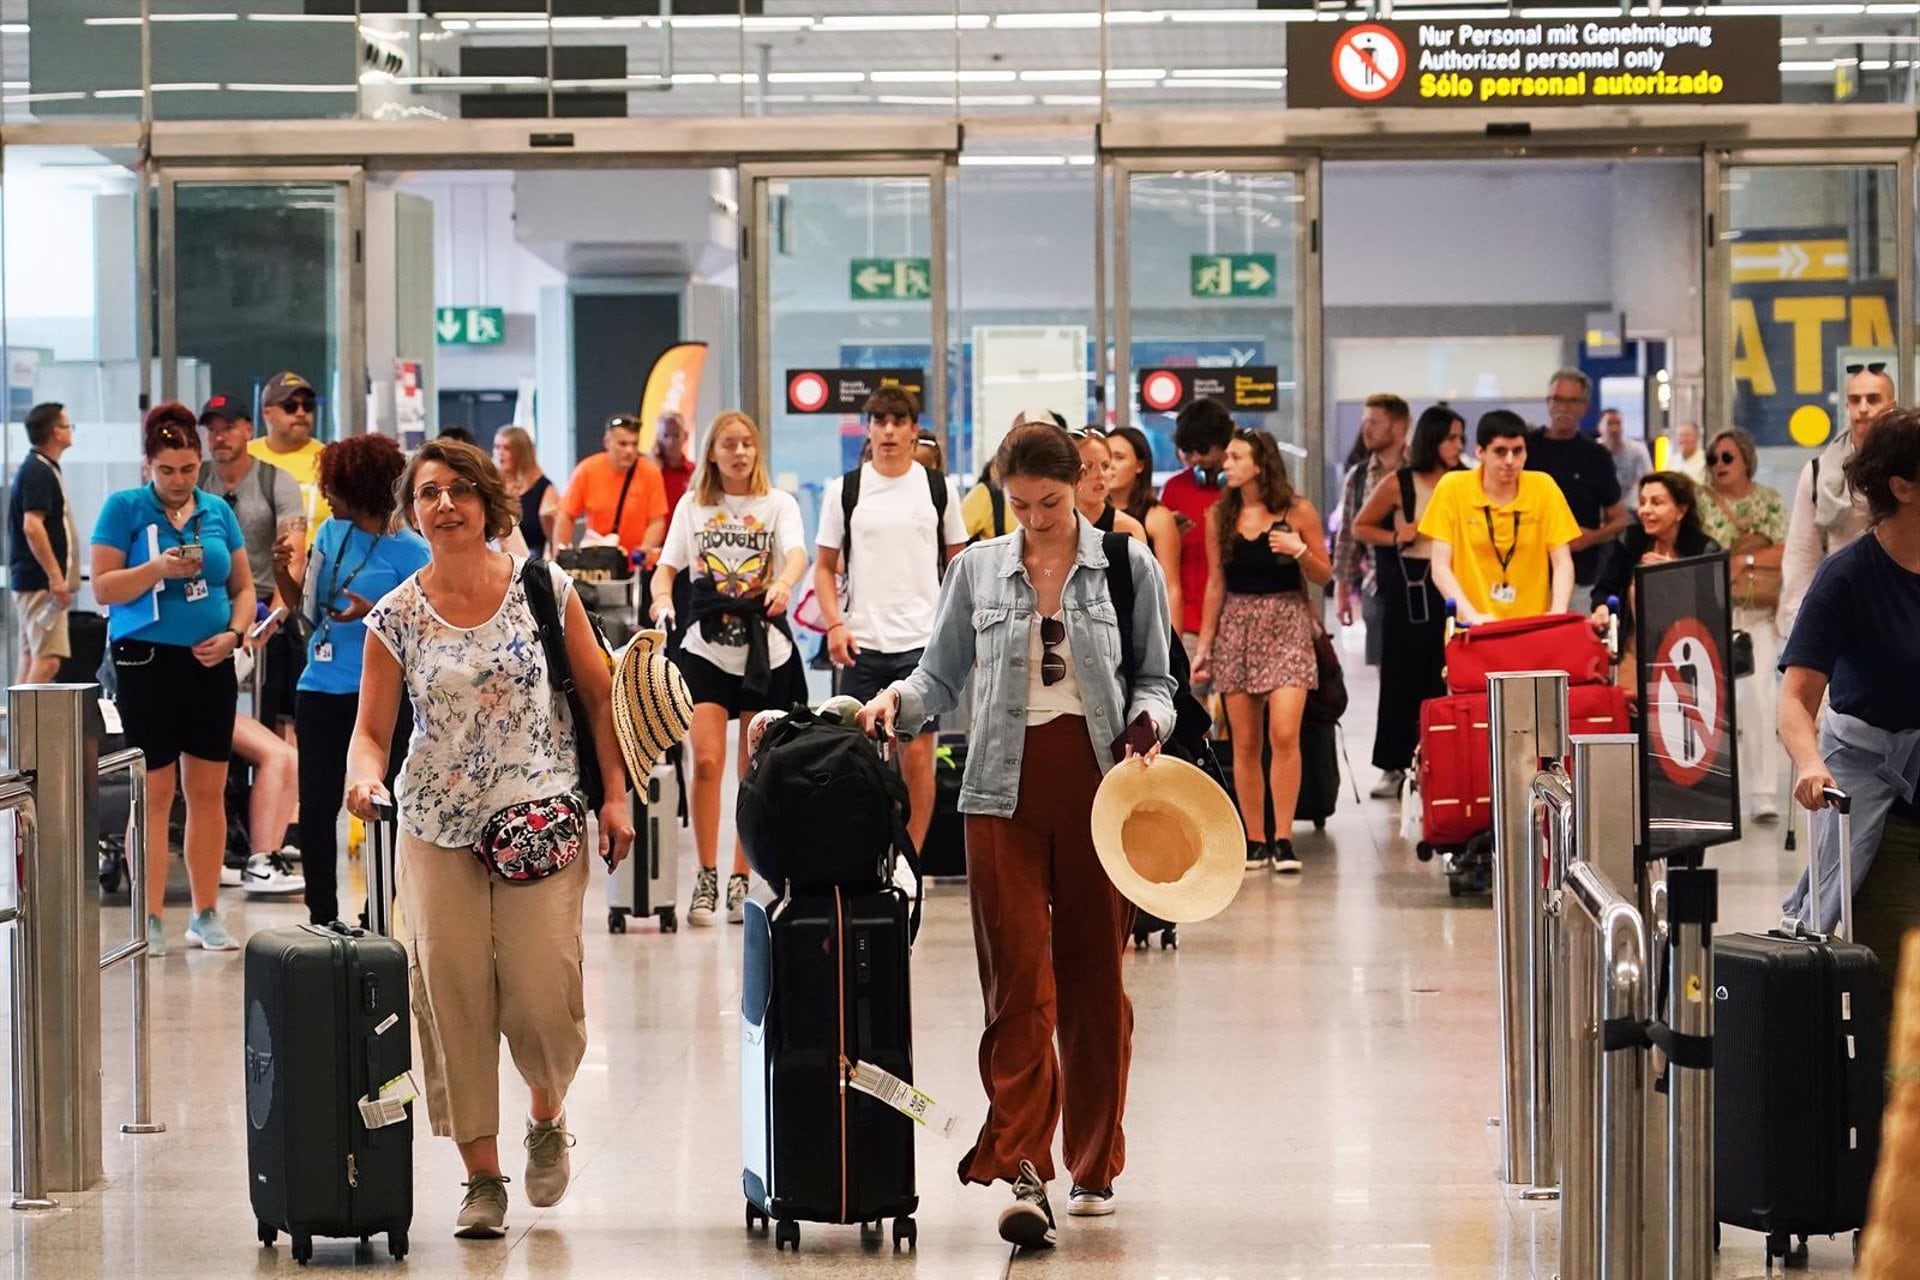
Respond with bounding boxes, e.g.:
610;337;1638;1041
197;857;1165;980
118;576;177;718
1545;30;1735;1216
297;519;431;696
91;486;245;646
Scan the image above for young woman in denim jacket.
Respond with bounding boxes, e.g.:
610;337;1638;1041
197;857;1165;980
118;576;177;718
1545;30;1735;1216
859;421;1176;1252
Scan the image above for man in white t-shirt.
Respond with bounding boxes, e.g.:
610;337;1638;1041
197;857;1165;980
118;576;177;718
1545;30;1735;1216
814;388;968;853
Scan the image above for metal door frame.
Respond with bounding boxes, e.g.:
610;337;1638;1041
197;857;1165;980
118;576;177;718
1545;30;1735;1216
154;164;367;434
739;157;953;454
1703;146;1916;447
1106;152;1323;503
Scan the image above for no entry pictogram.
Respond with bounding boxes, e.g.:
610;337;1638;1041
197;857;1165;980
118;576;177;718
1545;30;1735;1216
1331;25;1406;102
1648;618;1726;789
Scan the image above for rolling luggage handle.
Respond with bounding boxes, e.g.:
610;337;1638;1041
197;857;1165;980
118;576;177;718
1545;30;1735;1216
367;797;399;939
1786;785;1853;942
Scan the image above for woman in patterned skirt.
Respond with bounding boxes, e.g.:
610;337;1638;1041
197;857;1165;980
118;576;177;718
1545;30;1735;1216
1194;429;1332;874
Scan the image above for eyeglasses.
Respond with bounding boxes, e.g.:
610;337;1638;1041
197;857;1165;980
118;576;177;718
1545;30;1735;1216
1546;395;1589;406
1040;616;1066;687
1711;450;1741;465
1847;361;1889;375
414;480;479;505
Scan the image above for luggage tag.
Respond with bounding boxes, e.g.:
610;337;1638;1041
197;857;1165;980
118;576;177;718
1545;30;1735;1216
849;1061;959;1139
184;578;209;603
357;1069;420;1130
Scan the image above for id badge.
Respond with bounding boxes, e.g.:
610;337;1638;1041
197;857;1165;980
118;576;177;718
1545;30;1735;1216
314;642;334;663
184;578;209;603
1489;581;1517;605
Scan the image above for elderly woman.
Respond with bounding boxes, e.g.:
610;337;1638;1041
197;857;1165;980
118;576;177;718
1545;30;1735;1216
1699;427;1790;822
92;403;253;955
859;420;1174;1252
1589;470;1720;640
1780;408;1920;980
344;439;633;1240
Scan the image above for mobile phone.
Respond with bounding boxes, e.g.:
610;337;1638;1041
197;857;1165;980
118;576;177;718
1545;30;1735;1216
247;606;287;641
1109;711;1156;765
173;544;204;565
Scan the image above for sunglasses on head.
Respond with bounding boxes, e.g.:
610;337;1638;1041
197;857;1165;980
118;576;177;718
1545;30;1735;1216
1847;361;1889;375
606;414;641;432
1039;616;1067;687
1068;426;1106;440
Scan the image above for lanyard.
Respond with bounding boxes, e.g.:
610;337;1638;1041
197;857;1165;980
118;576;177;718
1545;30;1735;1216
315;528;383;643
1481;506;1522;582
150;486;203;549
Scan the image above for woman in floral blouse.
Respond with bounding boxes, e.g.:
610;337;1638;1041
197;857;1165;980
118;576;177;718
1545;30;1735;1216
1700;426;1790;822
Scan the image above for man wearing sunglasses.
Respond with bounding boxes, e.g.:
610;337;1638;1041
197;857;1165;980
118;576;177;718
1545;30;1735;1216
1780;360;1898;634
250;371;331;542
550;413;669;563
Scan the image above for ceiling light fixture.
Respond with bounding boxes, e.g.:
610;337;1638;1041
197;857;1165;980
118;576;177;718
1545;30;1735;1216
815;14;992;31
870;69;1020;83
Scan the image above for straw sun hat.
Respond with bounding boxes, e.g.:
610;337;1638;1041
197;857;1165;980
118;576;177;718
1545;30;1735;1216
1090;755;1245;924
611;629;694;783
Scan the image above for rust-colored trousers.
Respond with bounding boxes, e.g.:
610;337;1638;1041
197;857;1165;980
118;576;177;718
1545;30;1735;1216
958;715;1135;1190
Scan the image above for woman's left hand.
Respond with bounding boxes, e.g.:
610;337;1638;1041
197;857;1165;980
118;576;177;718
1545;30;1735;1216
764;579;792;618
597;794;636;870
328;589;374;624
1269;526;1307;559
191;628;242;668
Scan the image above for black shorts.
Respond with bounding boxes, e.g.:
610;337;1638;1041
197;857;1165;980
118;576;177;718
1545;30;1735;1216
674;649;808;718
834;647;925;703
257;623;307;725
111;638;237;769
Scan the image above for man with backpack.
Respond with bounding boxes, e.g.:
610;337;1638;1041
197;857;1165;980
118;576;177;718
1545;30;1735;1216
814;387;968;855
1779;362;1895;636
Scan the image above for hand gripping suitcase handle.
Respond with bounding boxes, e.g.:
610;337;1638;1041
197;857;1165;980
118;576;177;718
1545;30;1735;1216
1798;786;1853;942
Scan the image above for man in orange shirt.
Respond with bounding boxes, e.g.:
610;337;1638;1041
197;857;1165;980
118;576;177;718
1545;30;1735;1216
552;413;669;561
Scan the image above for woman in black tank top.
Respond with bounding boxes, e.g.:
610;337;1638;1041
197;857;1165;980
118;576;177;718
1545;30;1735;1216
1072;430;1146;543
1194;430;1333;873
493;426;556;558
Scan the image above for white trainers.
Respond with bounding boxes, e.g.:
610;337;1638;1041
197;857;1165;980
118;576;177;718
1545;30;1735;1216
243;852;306;896
1067;1184;1116;1217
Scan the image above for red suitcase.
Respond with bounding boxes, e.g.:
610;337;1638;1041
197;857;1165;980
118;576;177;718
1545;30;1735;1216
1441;613;1611;695
1417;693;1492;851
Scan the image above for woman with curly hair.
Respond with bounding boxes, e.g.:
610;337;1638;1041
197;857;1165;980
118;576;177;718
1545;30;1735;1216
272;432;430;926
1193;429;1333;874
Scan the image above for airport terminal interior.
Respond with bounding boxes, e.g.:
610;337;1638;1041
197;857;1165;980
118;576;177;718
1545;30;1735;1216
2;0;1920;1275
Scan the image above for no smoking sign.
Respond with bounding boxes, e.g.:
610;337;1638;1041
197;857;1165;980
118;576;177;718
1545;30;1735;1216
1648;619;1726;788
1331;25;1406;102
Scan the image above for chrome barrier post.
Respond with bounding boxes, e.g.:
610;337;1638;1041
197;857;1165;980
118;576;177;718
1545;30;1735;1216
1530;762;1576;1211
1488;670;1569;1194
7;685;105;1195
0;784;52;1209
98;749;163;1136
1563;860;1650;1280
1663;867;1716;1280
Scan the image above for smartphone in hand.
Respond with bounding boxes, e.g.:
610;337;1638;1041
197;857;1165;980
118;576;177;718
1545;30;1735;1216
1109;711;1156;765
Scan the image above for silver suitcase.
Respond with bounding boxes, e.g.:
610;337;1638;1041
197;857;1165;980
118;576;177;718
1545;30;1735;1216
604;761;684;933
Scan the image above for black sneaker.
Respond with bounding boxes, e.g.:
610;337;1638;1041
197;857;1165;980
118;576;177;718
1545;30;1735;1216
997;1159;1057;1250
1271;839;1302;874
1244;840;1270;870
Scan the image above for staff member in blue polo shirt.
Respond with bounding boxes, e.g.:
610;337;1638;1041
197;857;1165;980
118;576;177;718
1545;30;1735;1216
91;402;253;956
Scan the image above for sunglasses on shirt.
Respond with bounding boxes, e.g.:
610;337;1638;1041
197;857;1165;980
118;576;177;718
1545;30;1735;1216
1040;616;1066;687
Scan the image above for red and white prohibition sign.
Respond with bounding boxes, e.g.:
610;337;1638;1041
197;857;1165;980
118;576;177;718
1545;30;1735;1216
1648;619;1726;788
787;370;830;413
1140;369;1184;413
1331;25;1407;103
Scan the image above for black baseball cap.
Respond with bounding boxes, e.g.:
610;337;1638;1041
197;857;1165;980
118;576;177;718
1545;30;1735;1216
199;394;251;426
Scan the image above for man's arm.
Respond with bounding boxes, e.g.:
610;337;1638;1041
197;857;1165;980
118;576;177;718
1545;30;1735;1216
1780;666;1835;811
1547;543;1575;614
19;511;69;604
1427;542;1477;624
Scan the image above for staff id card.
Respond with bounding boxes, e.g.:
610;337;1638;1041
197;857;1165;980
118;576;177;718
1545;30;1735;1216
313;642;334;663
184;578;209;603
1489;582;1517;605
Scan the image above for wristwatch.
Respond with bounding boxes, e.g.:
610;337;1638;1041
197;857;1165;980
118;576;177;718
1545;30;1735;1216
227;627;245;646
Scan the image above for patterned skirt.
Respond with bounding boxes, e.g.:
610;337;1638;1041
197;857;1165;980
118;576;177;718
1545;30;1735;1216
1212;591;1318;695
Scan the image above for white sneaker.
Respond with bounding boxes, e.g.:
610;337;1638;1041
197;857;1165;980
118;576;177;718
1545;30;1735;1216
243;852;306;896
1067;1184;1116;1217
220;861;245;888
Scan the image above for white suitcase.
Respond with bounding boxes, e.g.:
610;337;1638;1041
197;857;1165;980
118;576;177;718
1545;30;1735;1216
604;760;684;934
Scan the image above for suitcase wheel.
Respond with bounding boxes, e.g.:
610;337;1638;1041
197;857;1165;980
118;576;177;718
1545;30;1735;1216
659;905;678;934
744;1201;769;1234
1312;818;1326;831
1415;841;1434;863
608;910;627;935
860;1220;883;1247
893;1216;917;1252
388;1229;408;1260
1159;927;1178;950
1131;927;1151;950
292;1234;313;1266
775;1219;800;1252
1765;1230;1808;1269
256;1221;276;1248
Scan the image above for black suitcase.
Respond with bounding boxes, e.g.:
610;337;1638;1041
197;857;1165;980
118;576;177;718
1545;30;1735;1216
921;740;966;879
1295;716;1341;830
245;809;410;1265
1714;788;1886;1269
741;885;918;1253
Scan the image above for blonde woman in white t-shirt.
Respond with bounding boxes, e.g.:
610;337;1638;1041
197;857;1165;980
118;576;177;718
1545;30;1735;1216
650;411;808;926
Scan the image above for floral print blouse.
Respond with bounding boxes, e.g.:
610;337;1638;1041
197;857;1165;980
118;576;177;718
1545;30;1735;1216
1699;484;1788;552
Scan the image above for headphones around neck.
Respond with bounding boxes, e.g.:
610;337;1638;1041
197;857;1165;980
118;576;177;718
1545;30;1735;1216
1195;467;1226;488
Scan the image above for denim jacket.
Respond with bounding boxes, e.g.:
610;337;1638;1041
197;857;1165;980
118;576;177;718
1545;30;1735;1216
890;516;1177;819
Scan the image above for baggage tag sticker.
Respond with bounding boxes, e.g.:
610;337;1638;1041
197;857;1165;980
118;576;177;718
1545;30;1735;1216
357;1070;420;1130
849;1061;958;1139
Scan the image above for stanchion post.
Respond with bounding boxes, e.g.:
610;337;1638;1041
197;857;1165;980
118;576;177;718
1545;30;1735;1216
1664;867;1717;1280
1488;671;1568;1193
4;790;53;1210
119;753;162;1135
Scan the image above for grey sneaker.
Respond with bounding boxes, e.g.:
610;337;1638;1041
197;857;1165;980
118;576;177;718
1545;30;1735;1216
185;908;237;951
455;1173;510;1239
1370;770;1407;800
725;874;749;924
997;1159;1057;1250
523;1114;575;1208
145;914;168;959
689;866;719;927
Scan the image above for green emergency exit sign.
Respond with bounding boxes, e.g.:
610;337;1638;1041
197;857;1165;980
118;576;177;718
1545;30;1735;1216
1190;254;1276;298
435;306;505;345
850;258;932;301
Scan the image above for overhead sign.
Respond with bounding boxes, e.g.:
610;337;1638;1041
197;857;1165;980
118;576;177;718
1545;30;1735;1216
1137;366;1281;416
1191;254;1277;299
1636;554;1740;860
1287;17;1781;109
1729;226;1893;448
850;258;932;301
785;367;925;415
434;306;505;346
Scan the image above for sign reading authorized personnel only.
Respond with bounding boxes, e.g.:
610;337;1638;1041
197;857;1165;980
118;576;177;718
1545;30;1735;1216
1288;16;1780;109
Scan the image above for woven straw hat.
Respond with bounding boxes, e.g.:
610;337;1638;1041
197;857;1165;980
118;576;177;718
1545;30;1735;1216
1090;755;1244;924
1857;928;1920;1278
612;629;694;782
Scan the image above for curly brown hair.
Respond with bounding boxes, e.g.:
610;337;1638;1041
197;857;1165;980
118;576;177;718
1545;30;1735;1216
1210;429;1296;545
319;433;408;523
142;402;200;459
396;438;519;542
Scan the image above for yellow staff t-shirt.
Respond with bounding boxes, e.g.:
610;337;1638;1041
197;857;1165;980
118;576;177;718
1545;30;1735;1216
1418;469;1580;621
248;436;332;544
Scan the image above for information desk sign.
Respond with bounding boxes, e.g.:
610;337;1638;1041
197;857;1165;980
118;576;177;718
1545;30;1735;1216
1288;16;1780;109
1634;553;1741;862
786;368;925;415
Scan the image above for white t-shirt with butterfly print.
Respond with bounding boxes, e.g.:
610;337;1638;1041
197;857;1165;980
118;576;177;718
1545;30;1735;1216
660;489;807;677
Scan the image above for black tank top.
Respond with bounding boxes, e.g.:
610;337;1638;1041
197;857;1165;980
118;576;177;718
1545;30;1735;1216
1093;503;1116;533
1225;531;1302;595
520;474;552;558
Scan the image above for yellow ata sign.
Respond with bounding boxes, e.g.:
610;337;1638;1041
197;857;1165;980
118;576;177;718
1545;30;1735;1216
1729;293;1892;397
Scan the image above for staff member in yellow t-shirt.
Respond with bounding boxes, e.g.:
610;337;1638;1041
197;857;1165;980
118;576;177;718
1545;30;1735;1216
248;371;334;539
1418;409;1580;624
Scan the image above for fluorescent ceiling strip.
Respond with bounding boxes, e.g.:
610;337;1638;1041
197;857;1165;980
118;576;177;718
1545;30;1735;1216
1717;3;1864;12
226;83;357;92
1779;59;1840;70
870;69;1020;83
551;17;648;29
994;11;1104;28
873;93;1036;106
1167;8;1310;21
474;19;553;31
434;8;543;16
5;92;87;103
767;71;867;84
92;89;144;99
815;14;991;31
1866;2;1920;12
0;22;27;34
1376;7;1507;16
672;73;718;85
743;17;816;30
1041;93;1103;106
1165;77;1287;89
552;77;669;89
392;75;542;87
150;82;222;91
147;11;240;20
1515;6;1623;15
1170;68;1284;78
247;12;353;21
958;154;1073;166
82;17;144;26
1019;69;1104;82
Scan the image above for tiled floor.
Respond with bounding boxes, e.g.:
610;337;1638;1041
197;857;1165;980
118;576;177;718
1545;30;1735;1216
0;646;1870;1277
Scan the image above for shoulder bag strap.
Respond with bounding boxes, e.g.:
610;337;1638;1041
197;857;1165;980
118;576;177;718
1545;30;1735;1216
927;467;951;572
1398;468;1417;524
609;461;638;540
522;560;607;807
839;467;863;574
256;456;278;517
1102;530;1137;686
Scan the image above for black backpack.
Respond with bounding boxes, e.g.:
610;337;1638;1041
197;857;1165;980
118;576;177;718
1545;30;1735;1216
1100;532;1224;784
736;705;924;933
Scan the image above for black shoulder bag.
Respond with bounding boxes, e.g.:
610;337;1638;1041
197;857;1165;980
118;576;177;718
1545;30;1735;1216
522;559;617;810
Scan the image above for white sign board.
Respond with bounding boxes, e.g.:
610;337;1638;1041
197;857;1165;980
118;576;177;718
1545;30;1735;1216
971;325;1088;475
